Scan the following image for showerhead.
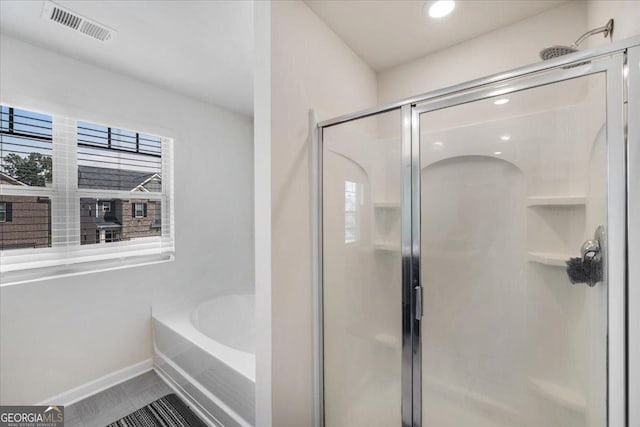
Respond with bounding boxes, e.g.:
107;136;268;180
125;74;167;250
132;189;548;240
539;19;614;61
540;45;579;61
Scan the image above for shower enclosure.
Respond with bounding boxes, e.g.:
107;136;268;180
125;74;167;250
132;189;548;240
316;37;640;427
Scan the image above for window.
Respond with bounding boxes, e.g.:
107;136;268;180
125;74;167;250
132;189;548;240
104;230;120;243
134;202;146;218
345;180;363;244
0;104;174;284
0;106;53;188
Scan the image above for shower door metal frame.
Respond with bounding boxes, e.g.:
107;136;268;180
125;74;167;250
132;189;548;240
627;45;640;427
315;35;640;427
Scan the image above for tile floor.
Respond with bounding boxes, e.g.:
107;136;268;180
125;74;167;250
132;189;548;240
64;370;174;427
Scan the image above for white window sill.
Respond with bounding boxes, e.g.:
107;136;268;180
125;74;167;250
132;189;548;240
0;251;174;286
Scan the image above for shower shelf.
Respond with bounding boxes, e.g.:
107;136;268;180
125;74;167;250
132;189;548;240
526;196;586;207
527;252;569;267
374;202;401;209
349;330;399;350
373;241;400;252
528;377;586;413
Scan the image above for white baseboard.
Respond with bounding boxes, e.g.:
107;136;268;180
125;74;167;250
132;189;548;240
38;359;153;406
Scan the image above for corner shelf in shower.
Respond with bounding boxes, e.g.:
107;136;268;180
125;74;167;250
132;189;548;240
374;202;401;209
528;377;586;414
373;241;401;252
526;196;586;207
348;329;400;350
527;251;570;267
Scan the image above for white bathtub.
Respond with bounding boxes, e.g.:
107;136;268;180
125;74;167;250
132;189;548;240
193;294;256;356
153;294;255;426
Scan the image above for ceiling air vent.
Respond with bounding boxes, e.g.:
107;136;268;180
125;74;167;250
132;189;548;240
42;1;116;42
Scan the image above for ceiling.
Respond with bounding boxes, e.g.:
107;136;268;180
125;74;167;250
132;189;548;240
0;1;571;115
305;0;568;71
0;0;254;116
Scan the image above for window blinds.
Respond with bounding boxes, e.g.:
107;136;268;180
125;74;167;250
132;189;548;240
0;105;174;285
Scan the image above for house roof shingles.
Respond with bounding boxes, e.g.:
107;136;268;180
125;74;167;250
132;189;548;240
78;165;160;192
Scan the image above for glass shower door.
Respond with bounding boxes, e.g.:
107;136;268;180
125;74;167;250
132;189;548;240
322;109;405;426
416;64;622;427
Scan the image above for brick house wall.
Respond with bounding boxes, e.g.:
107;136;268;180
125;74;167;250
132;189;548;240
122;200;161;240
0;195;50;249
78;198;160;244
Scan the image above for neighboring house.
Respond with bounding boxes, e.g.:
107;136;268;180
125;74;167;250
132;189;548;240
78;166;162;245
78;165;161;192
0;172;51;250
0;167;161;248
0;171;28;187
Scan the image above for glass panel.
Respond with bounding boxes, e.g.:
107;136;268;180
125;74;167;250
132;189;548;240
80;198;161;245
323;109;402;426
419;74;607;426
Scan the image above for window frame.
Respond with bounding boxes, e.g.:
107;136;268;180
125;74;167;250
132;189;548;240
0;202;6;223
134;202;145;218
102;201;111;213
0;105;175;285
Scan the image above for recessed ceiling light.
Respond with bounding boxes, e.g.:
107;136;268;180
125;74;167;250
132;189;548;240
500;134;511;141
493;151;503;155
426;1;455;19
494;98;510;105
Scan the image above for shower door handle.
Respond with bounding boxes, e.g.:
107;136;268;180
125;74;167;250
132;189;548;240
414;286;423;320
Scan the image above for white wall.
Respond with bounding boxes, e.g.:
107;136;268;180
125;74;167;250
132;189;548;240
269;1;377;425
0;34;254;404
587;1;640;46
377;1;588;104
253;1;272;425
377;1;640;105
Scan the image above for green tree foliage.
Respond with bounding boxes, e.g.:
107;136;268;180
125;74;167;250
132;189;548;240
2;152;52;186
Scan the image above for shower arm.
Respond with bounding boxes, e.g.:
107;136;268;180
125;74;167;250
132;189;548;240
573;19;614;47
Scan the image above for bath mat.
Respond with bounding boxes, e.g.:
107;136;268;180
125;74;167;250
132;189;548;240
106;394;207;427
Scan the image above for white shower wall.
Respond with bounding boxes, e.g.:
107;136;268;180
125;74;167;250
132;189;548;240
416;73;607;427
